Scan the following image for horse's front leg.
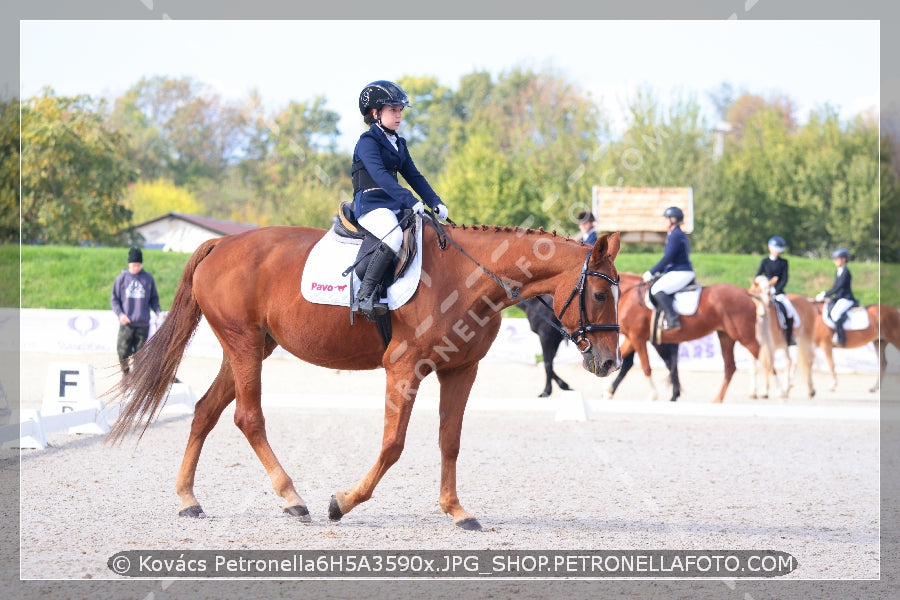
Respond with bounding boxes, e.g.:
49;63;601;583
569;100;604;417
749;358;762;399
329;370;416;521
436;362;482;530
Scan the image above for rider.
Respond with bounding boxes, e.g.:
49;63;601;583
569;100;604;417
642;206;694;330
576;210;597;245
351;80;449;320
755;235;800;345
815;247;857;347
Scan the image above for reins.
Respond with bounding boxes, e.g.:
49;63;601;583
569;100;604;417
420;214;620;352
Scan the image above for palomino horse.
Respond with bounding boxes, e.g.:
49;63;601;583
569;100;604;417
812;301;900;393
748;276;817;399
523;293;680;399
107;220;623;531
617;273;761;403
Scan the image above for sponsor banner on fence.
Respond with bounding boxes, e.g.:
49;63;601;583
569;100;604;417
19;309;885;373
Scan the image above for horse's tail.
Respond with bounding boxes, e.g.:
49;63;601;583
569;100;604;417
106;238;221;444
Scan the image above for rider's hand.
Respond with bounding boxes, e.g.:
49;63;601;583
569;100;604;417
411;201;425;215
435;204;449;220
815;291;826;302
642;271;653;282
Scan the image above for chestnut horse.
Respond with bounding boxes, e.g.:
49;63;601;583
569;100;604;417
812;302;900;393
107;220;622;531
747;276;817;399
617;273;761;403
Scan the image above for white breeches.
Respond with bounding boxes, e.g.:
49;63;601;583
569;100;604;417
650;271;695;295
357;208;403;253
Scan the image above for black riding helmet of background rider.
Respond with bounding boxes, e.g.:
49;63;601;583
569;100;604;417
359;80;410;134
663;206;684;223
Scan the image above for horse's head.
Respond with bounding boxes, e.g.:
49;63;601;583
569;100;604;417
749;275;778;316
554;232;622;377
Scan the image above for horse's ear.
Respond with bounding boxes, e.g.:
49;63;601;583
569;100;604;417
595;232;621;261
769;276;779;286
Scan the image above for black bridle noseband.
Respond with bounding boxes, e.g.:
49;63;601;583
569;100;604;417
551;251;621;352
423;215;620;354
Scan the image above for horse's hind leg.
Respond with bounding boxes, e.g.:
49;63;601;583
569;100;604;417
217;334;309;518
175;357;237;517
714;332;737;403
543;337;571;396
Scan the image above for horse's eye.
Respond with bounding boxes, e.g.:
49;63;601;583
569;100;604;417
593;292;606;302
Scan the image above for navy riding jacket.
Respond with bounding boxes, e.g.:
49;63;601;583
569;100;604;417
650;226;693;274
823;267;856;302
352;124;441;218
756;256;789;295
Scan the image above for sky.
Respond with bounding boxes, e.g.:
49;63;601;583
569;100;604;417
19;20;880;153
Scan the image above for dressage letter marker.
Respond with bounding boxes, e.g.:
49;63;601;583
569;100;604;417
41;362;108;435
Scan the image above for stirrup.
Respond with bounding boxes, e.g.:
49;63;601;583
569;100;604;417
354;294;387;321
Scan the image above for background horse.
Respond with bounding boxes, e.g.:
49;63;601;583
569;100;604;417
748;276;817;399
523;292;681;401
107;221;622;531
812;302;900;392
618;273;761;403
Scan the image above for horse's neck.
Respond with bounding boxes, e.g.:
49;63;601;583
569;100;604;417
441;227;586;307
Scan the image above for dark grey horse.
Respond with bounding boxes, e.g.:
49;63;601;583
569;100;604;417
523;295;681;401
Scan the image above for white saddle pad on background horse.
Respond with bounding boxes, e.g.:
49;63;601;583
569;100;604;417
644;286;702;316
300;223;423;310
821;305;870;330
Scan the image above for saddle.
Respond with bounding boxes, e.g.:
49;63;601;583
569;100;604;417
643;281;702;315
332;201;418;281
645;280;702;344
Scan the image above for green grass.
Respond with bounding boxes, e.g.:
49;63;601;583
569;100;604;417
4;244;896;311
13;245;192;310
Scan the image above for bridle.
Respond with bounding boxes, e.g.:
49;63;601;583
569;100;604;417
423;215;620;354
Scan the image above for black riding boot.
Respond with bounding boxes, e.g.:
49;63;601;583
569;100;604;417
352;242;396;321
785;317;795;346
652;292;681;330
834;313;847;347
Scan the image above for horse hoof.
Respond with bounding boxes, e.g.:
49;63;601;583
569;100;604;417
538;391;550;398
328;495;344;521
284;505;311;522
455;517;484;532
178;505;206;518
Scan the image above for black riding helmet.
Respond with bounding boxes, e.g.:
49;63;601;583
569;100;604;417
359;80;411;116
663;206;684;222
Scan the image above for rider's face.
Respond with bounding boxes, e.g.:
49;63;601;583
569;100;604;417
377;105;403;130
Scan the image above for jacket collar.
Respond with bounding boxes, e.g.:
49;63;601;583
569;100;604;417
368;123;402;155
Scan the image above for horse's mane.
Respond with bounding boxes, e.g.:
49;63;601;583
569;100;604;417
445;222;590;246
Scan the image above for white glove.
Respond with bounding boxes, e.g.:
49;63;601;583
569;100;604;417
815;291;826;302
411;201;425;215
435;204;449;220
642;271;653;282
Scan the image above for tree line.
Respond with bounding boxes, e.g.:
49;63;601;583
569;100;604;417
2;69;896;262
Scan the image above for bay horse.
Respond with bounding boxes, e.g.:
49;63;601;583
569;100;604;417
812;301;900;393
747;276;817;399
106;220;623;531
617;273;761;403
524;292;681;401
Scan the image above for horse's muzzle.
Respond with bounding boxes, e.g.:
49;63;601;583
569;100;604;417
582;347;621;377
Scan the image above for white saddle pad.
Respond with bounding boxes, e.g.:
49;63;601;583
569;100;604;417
644;286;702;316
821;305;870;330
300;220;423;310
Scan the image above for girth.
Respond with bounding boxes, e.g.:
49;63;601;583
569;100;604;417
352;161;397;195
